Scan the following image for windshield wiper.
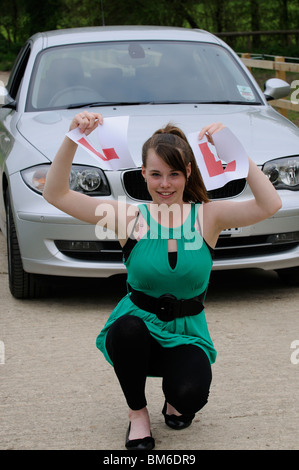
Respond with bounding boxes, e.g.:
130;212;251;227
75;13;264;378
67;99;262;109
67;101;152;109
196;100;262;105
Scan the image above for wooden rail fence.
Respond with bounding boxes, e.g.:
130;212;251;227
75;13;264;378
240;53;299;118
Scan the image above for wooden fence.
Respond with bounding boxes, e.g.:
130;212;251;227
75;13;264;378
240;53;299;118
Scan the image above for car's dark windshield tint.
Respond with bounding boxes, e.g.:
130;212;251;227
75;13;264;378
26;41;262;111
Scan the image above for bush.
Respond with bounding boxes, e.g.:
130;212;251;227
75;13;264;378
0;38;22;71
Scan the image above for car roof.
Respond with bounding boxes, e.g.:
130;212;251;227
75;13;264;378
29;25;222;49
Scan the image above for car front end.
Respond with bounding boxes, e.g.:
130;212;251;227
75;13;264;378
1;26;299;298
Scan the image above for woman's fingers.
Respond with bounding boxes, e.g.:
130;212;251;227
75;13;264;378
198;122;225;143
69;112;103;134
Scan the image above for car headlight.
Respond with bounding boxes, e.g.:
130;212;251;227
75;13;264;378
21;164;111;196
262;156;299;190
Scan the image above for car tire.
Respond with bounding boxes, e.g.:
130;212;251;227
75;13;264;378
5;189;48;299
276;267;299;286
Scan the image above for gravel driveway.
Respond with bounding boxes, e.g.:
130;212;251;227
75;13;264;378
0;229;298;450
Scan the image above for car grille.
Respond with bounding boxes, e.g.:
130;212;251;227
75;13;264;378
55;234;299;262
215;235;299;259
122;169;246;201
55;240;122;262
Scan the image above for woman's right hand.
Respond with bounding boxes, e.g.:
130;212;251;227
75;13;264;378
69;111;103;135
198;122;225;145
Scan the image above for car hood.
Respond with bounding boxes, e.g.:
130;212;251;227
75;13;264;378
17;104;299;168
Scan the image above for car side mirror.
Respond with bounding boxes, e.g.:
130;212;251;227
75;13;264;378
264;78;290;101
0;85;17;109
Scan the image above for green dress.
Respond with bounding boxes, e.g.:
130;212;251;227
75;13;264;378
96;203;217;365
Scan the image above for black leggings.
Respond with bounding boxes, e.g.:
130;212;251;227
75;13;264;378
105;315;212;414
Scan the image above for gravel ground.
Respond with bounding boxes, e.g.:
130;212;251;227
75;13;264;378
0;231;298;451
0;67;298;452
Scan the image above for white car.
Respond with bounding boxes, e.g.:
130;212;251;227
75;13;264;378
0;26;298;298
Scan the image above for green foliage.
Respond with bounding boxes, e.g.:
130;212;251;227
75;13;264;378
0;0;298;69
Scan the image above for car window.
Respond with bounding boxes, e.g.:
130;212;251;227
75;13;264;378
7;42;31;100
26;41;261;111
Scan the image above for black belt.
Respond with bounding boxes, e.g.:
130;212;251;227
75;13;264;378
128;285;205;322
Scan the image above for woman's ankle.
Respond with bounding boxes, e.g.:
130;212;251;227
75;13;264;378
166;402;182;416
128;407;151;440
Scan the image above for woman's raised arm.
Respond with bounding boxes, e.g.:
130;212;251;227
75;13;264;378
43;112;136;242
200;123;282;247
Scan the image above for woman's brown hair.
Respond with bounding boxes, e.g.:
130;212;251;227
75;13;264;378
142;123;209;204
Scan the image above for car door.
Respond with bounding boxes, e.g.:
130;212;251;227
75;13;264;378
0;42;32;230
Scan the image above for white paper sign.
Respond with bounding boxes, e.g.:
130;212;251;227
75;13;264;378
187;127;249;191
67;117;248;189
66;115;136;170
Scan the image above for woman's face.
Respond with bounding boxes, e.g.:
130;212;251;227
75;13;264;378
142;148;191;206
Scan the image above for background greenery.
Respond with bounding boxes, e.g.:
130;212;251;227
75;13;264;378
0;0;299;70
0;0;298;124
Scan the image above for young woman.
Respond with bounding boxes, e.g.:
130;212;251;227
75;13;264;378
43;111;281;450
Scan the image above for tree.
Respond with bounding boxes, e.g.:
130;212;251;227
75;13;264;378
0;0;299;57
250;0;261;49
0;0;23;44
22;0;64;36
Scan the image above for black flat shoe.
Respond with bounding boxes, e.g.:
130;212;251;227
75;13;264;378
125;423;155;451
162;401;195;430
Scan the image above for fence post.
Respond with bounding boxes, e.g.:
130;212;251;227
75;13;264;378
241;53;251;72
275;56;286;81
275;56;288;117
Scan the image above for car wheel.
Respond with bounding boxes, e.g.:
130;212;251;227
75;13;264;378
276;267;299;286
5;189;47;299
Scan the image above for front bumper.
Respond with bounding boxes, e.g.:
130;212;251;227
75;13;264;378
15;210;299;277
8;173;299;278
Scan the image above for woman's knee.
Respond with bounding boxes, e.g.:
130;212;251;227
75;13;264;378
165;379;211;415
162;345;212;414
105;315;150;355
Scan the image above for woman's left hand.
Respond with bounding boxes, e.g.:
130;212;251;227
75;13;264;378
199;122;225;145
69;111;103;135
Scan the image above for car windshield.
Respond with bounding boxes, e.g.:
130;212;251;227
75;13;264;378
26;40;262;111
